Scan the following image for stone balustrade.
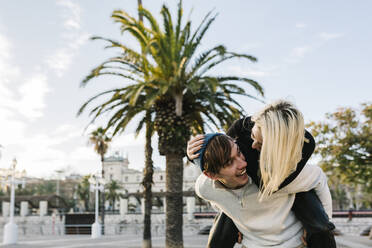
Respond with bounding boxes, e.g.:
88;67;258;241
332;217;372;236
0;214;210;237
0;214;370;237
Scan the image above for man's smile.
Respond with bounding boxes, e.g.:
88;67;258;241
237;169;246;177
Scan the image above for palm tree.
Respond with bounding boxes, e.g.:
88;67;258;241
77;175;91;211
136;1;156;247
105;180;122;211
79;1;264;247
79;90;156;247
79;86;156;247
142;110;155;248
88;127;111;233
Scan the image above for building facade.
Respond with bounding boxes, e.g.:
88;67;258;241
102;152;202;212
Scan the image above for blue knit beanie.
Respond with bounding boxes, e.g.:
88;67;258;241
194;133;223;171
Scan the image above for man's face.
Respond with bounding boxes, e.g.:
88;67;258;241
207;141;249;189
251;124;263;151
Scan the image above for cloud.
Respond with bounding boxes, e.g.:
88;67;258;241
110;131;146;148
57;0;82;30
319;32;344;41
45;48;73;76
228;65;276;78
17;74;51;119
286;32;345;64
0;33;82;177
45;1;89;77
0;121;101;177
295;23;306;29
0;34;11;59
0;34;41;161
0;34;20;107
69;146;97;161
0;33;50;121
0;5;92;178
241;43;261;51
22;124;99;177
285;45;314;64
291;45;312;59
0;109;27;145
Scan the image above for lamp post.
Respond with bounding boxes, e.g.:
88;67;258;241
55;169;64;208
0;144;3;159
89;172;105;239
73;185;78;212
2;158;26;245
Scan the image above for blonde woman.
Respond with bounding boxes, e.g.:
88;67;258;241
251;100;318;201
187;100;335;248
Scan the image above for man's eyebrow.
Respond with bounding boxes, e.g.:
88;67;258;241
223;143;236;166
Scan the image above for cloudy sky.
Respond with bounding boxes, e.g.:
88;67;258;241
0;0;371;178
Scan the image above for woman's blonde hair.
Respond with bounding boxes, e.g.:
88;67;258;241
252;100;305;200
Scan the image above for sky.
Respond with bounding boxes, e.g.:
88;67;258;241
0;0;371;178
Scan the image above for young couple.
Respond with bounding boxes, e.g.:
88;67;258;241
187;100;336;248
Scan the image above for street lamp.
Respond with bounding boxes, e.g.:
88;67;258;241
2;158;26;245
0;144;3;160
89;172;105;239
73;185;78;212
55;169;64;208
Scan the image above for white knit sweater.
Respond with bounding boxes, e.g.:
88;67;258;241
195;163;332;248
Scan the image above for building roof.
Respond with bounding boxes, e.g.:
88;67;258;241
104;155;125;162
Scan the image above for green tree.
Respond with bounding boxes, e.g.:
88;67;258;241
34;180;56;195
307;102;372;208
79;1;264;247
79;80;156;247
77;175;91;211
14;172;34;196
142;110;155;248
88;127;111;230
137;1;156;246
105;180;122;211
79;18;156;248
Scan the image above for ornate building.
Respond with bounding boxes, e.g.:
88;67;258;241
102;152;202;212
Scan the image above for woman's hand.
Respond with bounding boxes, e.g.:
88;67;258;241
237;232;243;244
187;135;204;160
301;229;308;246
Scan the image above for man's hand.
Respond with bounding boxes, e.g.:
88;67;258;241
186;135;204;160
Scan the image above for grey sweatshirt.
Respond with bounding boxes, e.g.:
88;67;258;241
195;163;332;248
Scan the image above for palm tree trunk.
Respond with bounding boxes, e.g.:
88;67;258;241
138;0;143;22
143;111;154;248
165;153;183;248
138;1;152;246
101;156;105;235
174;94;183;117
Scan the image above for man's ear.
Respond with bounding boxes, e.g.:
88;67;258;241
203;171;219;180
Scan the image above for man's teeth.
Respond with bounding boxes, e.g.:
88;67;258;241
239;169;246;176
